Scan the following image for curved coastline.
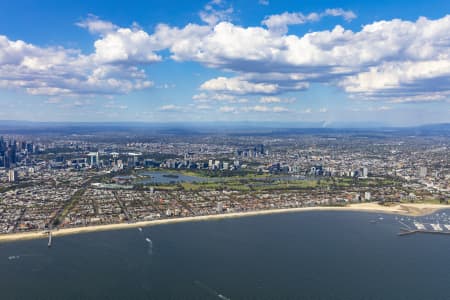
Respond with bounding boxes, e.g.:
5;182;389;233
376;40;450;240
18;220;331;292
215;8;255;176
1;202;448;243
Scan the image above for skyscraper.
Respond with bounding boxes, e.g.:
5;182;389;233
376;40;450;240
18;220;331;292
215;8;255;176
419;167;427;178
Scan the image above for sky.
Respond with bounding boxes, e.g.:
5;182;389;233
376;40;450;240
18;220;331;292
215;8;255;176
0;0;449;126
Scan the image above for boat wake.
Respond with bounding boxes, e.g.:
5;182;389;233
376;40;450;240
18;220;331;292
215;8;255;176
145;237;153;255
194;280;231;300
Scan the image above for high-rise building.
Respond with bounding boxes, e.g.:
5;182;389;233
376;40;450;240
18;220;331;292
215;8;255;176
26;143;34;154
8;169;17;182
419;167;427;178
362;167;368;178
88;152;99;167
117;159;124;170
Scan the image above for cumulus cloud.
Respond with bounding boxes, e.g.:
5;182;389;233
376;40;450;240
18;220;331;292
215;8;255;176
92;27;161;64
200;76;279;94
0;17;159;97
159;104;182;111
165;15;450;102
219;104;290;113
195;104;213;110
76;14;118;35
300;108;312;114
192;92;236;102
262;8;356;34
199;0;234;26
324;9;357;22
219;105;237;113
245;105;291;113
259;96;295;103
2;11;450;105
103;101;128;110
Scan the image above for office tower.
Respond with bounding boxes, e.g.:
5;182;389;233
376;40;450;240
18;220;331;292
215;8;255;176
419;167;427;178
362;167;368;178
8;169;17;182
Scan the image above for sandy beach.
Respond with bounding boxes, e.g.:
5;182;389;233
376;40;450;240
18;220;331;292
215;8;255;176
0;202;448;243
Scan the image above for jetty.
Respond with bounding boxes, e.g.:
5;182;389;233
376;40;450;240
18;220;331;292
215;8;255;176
398;229;450;236
48;230;52;247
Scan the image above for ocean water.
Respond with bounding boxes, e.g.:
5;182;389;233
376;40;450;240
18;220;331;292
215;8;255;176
1;211;450;300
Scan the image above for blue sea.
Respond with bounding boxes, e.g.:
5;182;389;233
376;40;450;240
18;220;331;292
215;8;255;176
1;211;450;300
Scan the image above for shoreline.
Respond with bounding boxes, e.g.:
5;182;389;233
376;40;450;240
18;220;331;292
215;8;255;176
1;202;448;243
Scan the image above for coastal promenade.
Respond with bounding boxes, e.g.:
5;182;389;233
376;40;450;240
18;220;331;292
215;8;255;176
0;202;448;243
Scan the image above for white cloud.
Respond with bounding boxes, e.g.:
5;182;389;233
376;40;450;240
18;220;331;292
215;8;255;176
156;83;176;89
258;0;269;5
199;0;234;26
76;14;118;35
262;12;321;34
165;15;450;102
262;8;356;34
319;107;328;113
192;92;236;102
324;9;357;22
259;96;281;103
159;104;182;111
45;98;63;104
244;105;291;113
195;104;212;110
251;105;270;112
3;12;450;104
200;77;279;94
219;105;237;113
259;96;295;103
300;108;312;114
0;17;157;97
272;106;290;112
93;27;161;64
104;101;128;110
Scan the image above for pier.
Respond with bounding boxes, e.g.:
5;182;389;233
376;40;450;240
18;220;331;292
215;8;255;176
398;229;450;236
48;230;52;247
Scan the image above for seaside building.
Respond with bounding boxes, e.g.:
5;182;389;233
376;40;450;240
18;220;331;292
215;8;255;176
216;202;223;213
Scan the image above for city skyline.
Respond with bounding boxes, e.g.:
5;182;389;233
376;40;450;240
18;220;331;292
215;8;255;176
0;0;450;125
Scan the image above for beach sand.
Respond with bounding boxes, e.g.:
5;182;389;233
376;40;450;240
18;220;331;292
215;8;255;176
0;202;448;243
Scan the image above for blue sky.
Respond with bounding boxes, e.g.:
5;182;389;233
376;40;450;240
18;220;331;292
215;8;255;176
0;0;449;125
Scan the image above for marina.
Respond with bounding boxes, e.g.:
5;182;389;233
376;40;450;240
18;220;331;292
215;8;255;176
397;211;450;236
